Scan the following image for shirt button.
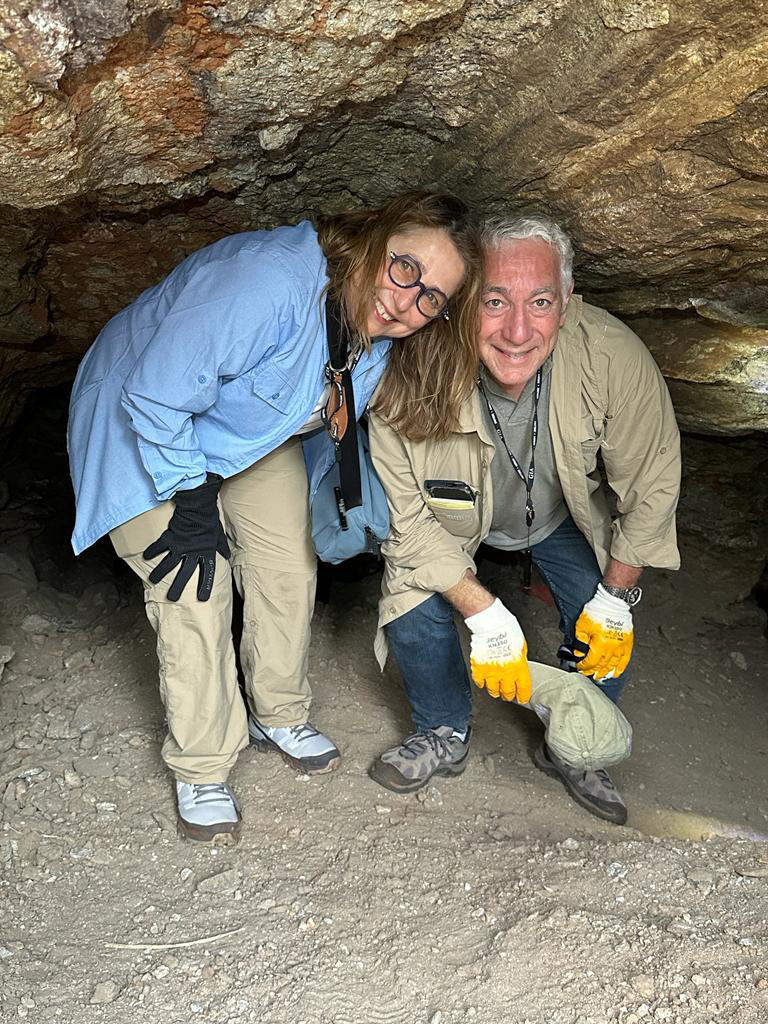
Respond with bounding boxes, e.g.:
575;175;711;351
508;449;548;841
197;374;206;383
271;392;280;400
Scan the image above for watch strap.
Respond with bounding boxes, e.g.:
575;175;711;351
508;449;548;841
601;583;642;606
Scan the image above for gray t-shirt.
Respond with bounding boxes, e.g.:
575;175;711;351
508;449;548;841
483;357;569;551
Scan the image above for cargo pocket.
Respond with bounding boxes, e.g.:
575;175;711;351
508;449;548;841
145;599;171;714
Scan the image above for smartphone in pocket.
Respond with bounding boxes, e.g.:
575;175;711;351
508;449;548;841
425;479;476;510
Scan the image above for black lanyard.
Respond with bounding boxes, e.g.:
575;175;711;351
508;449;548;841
477;365;543;587
323;296;364;516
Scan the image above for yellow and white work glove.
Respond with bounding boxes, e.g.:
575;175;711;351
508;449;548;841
464;599;532;703
573;584;634;681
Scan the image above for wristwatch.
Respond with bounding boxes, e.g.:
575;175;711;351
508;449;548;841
602;583;642;606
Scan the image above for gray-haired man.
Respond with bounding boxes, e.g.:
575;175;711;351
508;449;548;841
367;215;682;824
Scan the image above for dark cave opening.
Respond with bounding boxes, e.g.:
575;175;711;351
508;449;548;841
1;381;765;640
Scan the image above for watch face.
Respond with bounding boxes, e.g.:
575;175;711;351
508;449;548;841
626;586;642;606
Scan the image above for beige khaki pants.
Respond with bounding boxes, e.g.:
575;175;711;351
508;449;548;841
110;437;317;783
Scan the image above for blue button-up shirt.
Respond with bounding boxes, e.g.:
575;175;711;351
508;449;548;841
68;221;391;554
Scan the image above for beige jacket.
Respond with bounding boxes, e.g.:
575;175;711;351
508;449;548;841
369;296;681;655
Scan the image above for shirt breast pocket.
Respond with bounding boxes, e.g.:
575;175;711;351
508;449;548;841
251;363;295;414
426;485;480;538
423;477;479;539
428;504;480;541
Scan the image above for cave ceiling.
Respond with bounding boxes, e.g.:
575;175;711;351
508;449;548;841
1;0;767;434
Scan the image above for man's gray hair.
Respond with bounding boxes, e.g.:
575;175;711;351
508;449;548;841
480;215;574;301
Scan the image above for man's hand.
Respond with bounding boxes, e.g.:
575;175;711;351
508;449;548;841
143;474;231;602
464;599;532;703
573;584;633;680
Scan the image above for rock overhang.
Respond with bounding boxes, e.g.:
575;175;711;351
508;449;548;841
1;0;767;435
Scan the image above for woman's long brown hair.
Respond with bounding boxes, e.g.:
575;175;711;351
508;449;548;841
316;192;482;441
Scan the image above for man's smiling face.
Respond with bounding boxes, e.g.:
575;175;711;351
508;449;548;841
479;238;572;400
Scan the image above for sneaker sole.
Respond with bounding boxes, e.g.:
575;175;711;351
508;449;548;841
368;755;468;794
249;734;341;775
533;745;627;826
177;816;242;845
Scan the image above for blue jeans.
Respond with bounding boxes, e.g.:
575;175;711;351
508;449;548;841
385;515;630;733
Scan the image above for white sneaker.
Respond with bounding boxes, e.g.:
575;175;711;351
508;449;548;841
176;781;242;843
248;717;341;774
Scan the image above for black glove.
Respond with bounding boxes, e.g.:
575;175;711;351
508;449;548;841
143;473;231;602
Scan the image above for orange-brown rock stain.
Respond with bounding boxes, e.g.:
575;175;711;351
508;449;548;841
4;108;39;146
50;2;239;171
115;5;238;145
4;3;240;173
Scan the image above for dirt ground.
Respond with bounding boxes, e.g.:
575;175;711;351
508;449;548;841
1;395;767;1024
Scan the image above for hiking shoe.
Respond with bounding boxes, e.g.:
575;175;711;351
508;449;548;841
533;743;627;825
176;781;242;844
369;726;471;794
248;717;341;774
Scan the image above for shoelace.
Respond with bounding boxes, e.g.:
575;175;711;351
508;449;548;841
188;783;235;807
574;767;616;793
287;724;320;742
551;747;616;793
398;729;454;762
593;769;616;791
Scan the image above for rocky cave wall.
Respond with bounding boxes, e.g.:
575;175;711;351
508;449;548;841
1;0;767;438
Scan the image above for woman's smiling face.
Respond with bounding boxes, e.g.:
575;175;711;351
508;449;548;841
356;226;467;339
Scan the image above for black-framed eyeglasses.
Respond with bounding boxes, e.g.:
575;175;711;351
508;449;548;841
388;252;450;321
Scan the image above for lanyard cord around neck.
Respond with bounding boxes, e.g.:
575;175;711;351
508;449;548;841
476;365;543;587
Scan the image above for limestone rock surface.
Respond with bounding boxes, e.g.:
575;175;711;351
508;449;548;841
1;0;767;433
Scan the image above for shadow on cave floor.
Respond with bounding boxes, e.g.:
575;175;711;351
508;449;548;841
0;384;767;850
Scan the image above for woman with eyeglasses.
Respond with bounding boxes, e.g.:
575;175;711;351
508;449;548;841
67;191;482;843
